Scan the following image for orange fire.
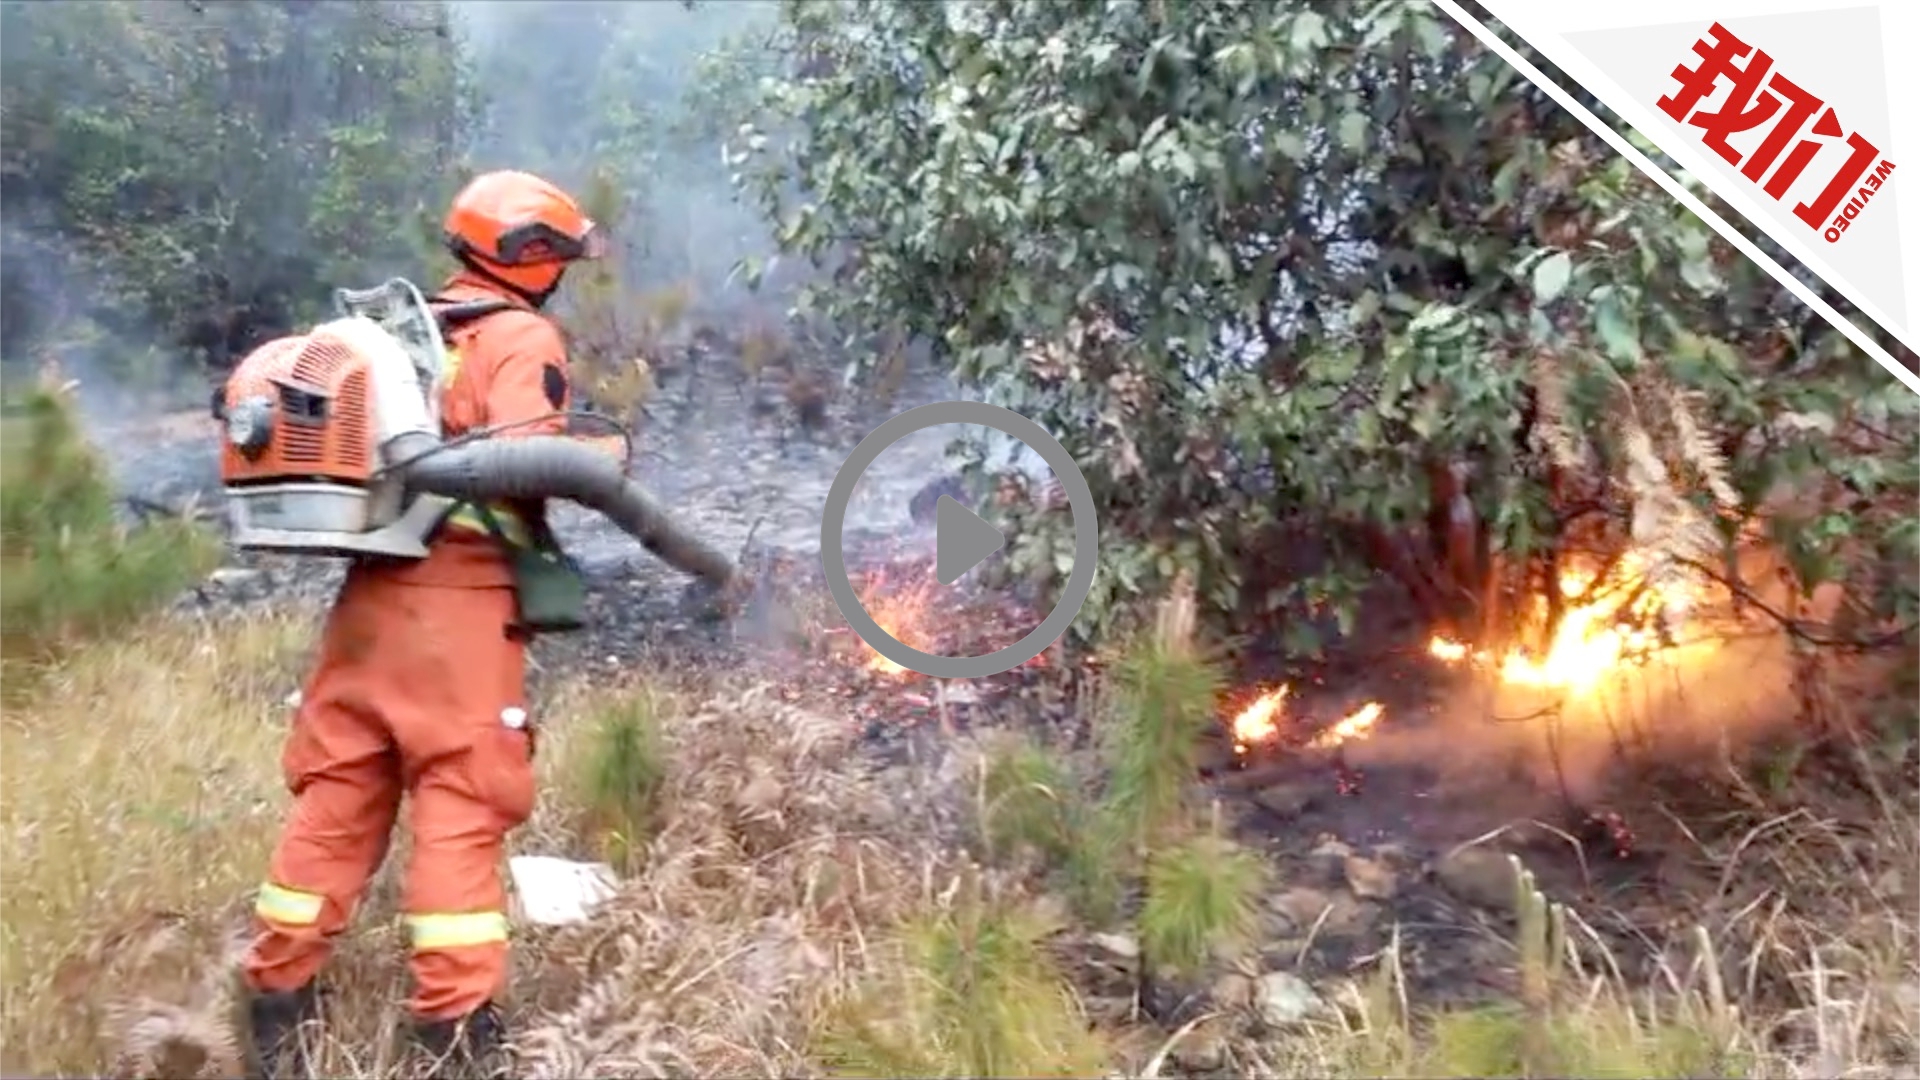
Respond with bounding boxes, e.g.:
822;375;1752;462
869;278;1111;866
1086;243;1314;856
1230;686;1384;755
1230;686;1289;753
1428;559;1709;694
1308;701;1383;749
858;573;936;676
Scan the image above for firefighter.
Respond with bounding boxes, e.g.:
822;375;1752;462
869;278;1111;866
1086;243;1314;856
242;170;610;1078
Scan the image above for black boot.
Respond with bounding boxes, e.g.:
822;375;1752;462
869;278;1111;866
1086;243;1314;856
246;983;322;1080
414;1002;509;1079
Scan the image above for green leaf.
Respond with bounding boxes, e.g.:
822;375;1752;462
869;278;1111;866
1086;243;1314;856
1354;408;1382;449
1531;251;1572;305
1206;242;1234;281
1290;10;1329;52
1678;252;1722;294
1593;299;1641;364
1337;111;1368;152
1282;620;1322;658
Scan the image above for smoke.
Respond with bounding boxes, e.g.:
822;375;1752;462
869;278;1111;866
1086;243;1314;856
453;0;787;318
1342;608;1815;813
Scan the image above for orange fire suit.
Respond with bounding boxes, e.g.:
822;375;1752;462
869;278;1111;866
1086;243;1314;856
242;273;599;1022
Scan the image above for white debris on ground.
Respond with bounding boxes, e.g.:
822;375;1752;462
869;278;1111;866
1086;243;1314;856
508;855;621;927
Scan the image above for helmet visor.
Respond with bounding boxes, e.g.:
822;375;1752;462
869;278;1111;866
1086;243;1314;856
580;222;609;261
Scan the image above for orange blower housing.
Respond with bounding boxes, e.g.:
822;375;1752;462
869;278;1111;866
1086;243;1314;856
219;284;455;560
213;278;739;582
220;332;378;487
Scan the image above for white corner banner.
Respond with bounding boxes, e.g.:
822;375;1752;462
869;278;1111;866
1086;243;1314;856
1434;0;1920;398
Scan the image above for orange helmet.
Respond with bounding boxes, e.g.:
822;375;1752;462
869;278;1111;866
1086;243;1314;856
443;170;606;297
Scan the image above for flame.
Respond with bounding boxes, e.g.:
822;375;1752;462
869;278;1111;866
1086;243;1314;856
1230;686;1290;753
1309;701;1384;749
1429;558;1708;694
1229;686;1383;755
858;573;936;676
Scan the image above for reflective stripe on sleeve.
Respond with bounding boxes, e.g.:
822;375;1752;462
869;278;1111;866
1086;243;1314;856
406;911;511;951
442;503;535;548
255;882;326;925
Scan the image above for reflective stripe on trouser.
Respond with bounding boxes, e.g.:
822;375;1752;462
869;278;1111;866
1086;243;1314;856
255;882;326;926
408;912;510;951
241;573;535;1020
442;502;534;548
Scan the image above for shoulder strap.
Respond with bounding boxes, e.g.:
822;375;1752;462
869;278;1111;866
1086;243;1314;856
431;297;518;337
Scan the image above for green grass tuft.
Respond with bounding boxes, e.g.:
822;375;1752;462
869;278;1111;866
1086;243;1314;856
979;732;1078;867
815;874;1111;1078
1139;831;1264;979
573;690;669;869
1099;629;1223;854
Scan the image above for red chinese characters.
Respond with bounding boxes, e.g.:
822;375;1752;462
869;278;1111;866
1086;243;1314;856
1657;22;1897;244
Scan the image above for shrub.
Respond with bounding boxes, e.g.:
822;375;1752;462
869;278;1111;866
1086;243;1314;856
814;873;1111;1078
1138;829;1264;981
0;384;216;662
572;690;670;870
1098;581;1223;854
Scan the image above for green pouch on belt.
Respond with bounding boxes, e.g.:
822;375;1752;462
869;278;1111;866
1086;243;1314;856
471;503;588;634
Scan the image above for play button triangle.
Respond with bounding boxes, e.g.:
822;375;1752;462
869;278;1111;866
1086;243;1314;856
934;494;1006;585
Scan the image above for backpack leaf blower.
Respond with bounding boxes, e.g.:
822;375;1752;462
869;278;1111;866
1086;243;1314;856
215;278;736;585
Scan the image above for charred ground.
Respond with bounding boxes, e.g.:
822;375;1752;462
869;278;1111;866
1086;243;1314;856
79;334;1916;1078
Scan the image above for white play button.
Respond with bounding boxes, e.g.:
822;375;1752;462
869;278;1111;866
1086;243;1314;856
933;494;1006;585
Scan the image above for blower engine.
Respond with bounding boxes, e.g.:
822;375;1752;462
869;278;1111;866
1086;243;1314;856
216;278;735;583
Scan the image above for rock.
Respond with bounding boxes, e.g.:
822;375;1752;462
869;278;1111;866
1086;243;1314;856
1372;841;1417;865
1254;971;1325;1028
1435;847;1521;913
940;682;983;706
1170;1024;1229;1073
1268;886;1373;938
1257;909;1300;942
1343;854;1399;901
208;567;263;589
1091;931;1141;965
1269;886;1332;932
1307;836;1354;886
1252;780;1317;819
1209;971;1254;1009
1196;741;1239;774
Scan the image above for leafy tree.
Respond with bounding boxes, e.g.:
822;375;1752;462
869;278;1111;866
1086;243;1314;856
0;0;475;380
734;0;1918;653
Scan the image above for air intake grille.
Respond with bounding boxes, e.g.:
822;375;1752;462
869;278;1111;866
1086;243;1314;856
276;336;359;467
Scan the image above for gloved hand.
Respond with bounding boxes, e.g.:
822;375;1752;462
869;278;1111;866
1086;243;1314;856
577;434;630;467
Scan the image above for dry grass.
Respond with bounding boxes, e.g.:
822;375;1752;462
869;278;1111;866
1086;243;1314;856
1;612;314;1077
2;608;1915;1079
